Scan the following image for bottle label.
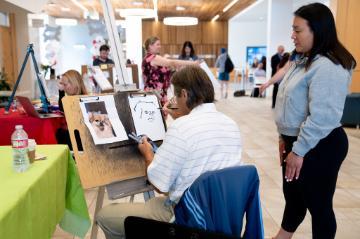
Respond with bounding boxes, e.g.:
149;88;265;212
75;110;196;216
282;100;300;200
12;139;28;149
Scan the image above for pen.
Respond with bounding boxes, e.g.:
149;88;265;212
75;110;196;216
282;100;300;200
157;106;179;110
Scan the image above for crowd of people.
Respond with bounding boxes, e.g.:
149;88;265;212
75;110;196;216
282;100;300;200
52;3;355;239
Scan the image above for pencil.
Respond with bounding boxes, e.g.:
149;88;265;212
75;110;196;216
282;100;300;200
157;107;179;110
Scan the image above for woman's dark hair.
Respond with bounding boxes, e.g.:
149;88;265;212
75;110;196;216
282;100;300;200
260;56;267;71
180;41;195;58
294;3;356;70
171;66;214;109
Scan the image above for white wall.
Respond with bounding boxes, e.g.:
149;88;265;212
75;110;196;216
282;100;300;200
267;0;293;79
228;21;267;70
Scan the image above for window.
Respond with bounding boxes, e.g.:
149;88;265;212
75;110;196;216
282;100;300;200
0;12;9;27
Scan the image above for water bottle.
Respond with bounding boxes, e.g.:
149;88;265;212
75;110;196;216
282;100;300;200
11;125;30;173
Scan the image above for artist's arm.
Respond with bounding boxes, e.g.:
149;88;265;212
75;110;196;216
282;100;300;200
151;54;199;68
138;138;166;194
162;98;184;119
138;137;154;168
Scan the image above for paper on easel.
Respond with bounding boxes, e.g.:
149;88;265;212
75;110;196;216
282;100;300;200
200;61;220;88
92;66;113;91
79;95;128;145
128;94;165;141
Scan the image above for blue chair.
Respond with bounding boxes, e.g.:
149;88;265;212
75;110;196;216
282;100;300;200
174;165;264;239
341;93;360;127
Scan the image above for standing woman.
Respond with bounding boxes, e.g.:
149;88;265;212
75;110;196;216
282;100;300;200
273;3;356;239
142;36;198;106
178;41;198;61
215;48;230;99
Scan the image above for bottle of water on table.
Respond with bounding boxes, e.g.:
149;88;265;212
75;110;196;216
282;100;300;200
11;125;29;173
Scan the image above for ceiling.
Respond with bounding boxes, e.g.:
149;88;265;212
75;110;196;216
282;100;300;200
42;0;257;21
231;0;267;22
231;0;330;23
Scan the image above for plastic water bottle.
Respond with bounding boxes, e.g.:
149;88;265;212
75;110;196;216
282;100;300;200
11;125;29;173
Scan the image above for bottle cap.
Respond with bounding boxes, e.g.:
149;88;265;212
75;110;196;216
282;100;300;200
15;125;23;130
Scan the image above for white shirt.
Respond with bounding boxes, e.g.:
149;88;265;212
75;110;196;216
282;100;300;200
147;103;242;203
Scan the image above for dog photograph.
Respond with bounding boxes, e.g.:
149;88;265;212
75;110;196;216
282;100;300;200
84;102;116;139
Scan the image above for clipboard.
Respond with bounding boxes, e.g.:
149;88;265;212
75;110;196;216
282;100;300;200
62;91;167;189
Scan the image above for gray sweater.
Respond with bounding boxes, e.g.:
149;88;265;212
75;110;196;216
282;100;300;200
275;54;351;157
215;53;227;73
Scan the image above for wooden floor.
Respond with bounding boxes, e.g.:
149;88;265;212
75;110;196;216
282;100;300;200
52;90;360;239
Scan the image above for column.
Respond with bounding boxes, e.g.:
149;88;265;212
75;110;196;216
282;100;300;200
125;16;143;89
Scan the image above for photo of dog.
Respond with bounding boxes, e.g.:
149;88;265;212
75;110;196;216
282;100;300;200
88;111;116;139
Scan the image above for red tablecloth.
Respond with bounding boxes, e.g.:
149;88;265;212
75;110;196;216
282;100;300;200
0;108;65;146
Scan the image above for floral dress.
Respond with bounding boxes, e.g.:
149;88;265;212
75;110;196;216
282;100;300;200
142;53;171;106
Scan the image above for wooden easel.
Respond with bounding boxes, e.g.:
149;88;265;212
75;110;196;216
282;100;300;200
62;92;164;239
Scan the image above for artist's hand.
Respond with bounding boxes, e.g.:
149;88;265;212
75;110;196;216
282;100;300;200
163;98;182;119
138;136;154;165
284;152;304;182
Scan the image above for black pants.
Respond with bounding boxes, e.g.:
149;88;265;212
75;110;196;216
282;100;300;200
281;127;348;239
272;83;279;108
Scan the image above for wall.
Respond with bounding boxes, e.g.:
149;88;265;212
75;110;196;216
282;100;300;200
0;0;31;96
266;0;293;79
336;0;360;92
228;20;267;70
142;21;228;67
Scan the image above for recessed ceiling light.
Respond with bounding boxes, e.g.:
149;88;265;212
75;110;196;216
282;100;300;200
61;7;71;12
132;1;143;6
116;8;155;19
176;6;185;11
163;17;198;26
55;18;78;26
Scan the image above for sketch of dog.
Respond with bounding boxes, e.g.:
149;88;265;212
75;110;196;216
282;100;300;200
88;111;116;139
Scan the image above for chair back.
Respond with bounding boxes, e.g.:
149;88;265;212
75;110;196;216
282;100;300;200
174;165;264;239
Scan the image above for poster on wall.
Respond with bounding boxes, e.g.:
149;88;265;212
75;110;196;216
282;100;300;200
246;46;266;66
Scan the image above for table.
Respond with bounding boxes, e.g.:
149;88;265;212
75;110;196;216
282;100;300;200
0;145;91;239
0;108;65;146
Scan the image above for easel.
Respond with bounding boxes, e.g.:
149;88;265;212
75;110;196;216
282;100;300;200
62;92;165;239
5;44;50;113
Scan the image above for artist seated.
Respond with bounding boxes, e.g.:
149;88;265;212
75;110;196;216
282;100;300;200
93;44;115;67
96;66;243;239
56;70;87;150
